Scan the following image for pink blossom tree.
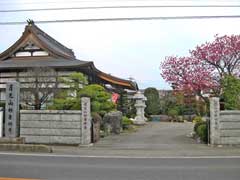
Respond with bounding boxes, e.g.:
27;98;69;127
160;35;240;101
191;35;240;77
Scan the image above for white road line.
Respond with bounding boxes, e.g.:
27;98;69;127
0;152;240;159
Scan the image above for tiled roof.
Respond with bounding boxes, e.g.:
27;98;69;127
0;21;138;90
31;24;75;58
0;22;75;60
0;58;91;70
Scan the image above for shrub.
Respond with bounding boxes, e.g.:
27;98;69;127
196;123;208;143
194;121;206;133
122;116;133;129
193;116;203;124
167;107;179;121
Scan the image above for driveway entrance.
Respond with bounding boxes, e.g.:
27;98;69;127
52;121;240;156
95;122;195;150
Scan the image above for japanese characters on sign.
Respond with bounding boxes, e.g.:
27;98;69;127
83;102;88;130
81;97;91;145
5;81;20;138
213;100;219;129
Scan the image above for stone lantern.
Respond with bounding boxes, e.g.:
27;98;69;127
132;91;147;125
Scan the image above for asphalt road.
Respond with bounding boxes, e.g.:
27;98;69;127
0;153;240;180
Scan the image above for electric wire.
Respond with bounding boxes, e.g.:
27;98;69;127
1;15;240;25
1;5;240;13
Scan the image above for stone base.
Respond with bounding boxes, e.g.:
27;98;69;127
0;137;25;144
132;116;147;125
78;143;93;148
0;143;52;153
132;120;146;125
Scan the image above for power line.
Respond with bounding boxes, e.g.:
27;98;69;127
1;15;240;25
1;0;235;4
0;0;91;4
1;5;240;13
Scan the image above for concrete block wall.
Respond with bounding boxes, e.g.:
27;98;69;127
219;111;240;145
20;110;82;144
210;97;240;145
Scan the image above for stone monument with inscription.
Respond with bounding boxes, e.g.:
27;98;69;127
5;81;20;138
210;97;220;145
81;97;91;145
132;91;147;125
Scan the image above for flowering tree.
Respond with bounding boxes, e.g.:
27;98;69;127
191;35;240;77
161;35;240;101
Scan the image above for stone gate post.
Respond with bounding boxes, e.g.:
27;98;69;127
5;81;20;138
81;97;91;145
210;97;220;145
0;107;3;137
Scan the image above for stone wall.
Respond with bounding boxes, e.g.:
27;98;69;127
20;110;82;144
219;111;240;144
210;97;240;145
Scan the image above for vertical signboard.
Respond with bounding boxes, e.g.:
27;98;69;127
5;81;20;138
210;97;220;145
81;97;91;145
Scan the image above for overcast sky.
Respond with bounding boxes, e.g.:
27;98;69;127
0;0;240;89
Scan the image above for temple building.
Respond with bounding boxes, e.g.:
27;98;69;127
0;21;138;108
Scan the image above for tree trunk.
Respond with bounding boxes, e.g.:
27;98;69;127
34;91;41;110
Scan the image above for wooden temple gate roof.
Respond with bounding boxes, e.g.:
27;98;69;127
0;20;138;91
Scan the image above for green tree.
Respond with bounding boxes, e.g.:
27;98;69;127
117;91;128;115
144;87;160;115
49;72;87;110
78;84;116;116
62;72;88;96
50;72;115;115
222;75;240;110
159;91;175;114
117;91;136;118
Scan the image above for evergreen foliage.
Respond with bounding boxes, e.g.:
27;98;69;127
167;107;179;120
144;87;160;115
49;72;115;115
78;84;116;116
49;72;87;110
222;75;240;110
117;91;128;115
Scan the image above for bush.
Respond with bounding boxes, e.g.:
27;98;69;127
122;116;133;129
196;123;208;143
193;116;203;124
194;121;206;133
167;107;179;121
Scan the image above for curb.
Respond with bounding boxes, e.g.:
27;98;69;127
0;137;25;144
0;144;52;153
